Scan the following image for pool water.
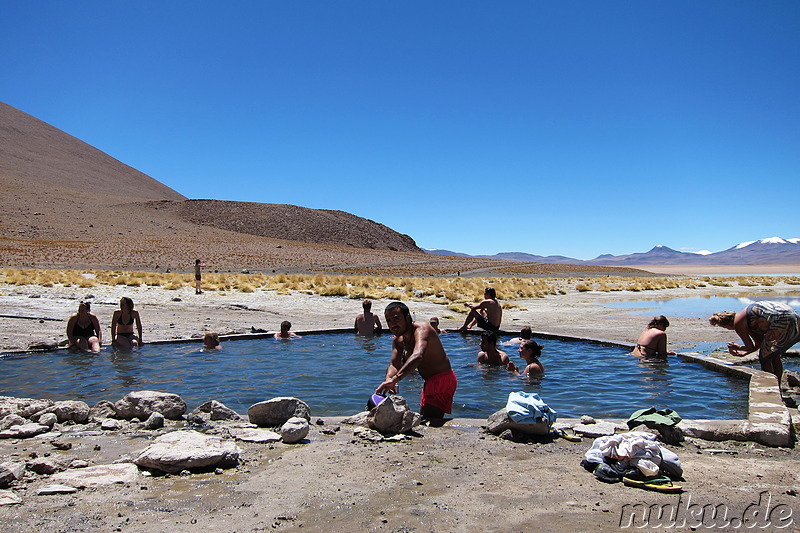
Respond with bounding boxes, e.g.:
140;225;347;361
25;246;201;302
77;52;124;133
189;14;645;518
0;333;748;420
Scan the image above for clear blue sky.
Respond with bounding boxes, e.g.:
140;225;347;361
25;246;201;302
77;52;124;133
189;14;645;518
2;2;798;259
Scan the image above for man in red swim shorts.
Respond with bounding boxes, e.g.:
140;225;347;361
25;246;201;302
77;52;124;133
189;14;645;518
377;302;458;423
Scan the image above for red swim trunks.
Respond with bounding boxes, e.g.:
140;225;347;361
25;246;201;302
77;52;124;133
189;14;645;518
420;369;458;414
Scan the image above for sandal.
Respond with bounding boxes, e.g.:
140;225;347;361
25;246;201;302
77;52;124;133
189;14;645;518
555;427;582;442
623;475;683;493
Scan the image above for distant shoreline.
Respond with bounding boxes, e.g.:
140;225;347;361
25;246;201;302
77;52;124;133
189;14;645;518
637;264;800;275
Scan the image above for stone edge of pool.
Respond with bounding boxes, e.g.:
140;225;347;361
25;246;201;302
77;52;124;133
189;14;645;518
3;328;796;447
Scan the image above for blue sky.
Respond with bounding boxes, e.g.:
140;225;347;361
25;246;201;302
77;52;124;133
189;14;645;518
2;2;798;259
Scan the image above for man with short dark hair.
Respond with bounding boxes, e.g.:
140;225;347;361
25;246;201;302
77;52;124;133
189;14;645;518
355;299;382;335
377;302;457;423
458;287;502;332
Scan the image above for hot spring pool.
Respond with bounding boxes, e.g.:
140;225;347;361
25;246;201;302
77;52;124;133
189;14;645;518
1;332;748;420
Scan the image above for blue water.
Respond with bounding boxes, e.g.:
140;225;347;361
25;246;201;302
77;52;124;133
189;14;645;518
0;333;748;420
604;296;800;318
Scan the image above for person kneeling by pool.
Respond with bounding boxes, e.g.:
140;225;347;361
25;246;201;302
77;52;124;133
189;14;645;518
376;301;457;425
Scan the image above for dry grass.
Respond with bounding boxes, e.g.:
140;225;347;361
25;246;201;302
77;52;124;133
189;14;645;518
2;268;798;319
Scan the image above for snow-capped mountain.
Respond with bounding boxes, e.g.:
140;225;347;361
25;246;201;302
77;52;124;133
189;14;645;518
426;237;800;266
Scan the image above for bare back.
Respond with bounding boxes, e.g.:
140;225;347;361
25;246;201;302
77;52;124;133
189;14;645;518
396;321;451;379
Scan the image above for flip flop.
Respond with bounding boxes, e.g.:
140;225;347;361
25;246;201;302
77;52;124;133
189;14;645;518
555;428;582;442
623;475;683;493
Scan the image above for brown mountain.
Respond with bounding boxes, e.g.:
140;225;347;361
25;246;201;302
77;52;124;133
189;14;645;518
0;102;639;277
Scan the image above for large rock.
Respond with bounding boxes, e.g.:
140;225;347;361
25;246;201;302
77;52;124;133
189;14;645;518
0;423;51;439
115;391;186;421
280;417;310;444
134;430;241;473
367;395;420;434
0;490;22;505
193;400;242;421
89;400;118;420
33;400;90;424
52;464;139;487
0;414;26;431
486;408;551;436
0;464;14;489
0;397;53;419
228;427;281;443
248;397;310;427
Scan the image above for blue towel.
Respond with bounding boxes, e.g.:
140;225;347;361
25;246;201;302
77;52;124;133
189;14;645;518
506;391;557;426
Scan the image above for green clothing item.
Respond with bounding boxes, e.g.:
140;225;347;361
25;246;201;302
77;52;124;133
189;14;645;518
627;407;682;430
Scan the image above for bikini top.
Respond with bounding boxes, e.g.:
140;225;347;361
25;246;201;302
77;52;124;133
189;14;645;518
72;319;97;338
117;313;134;326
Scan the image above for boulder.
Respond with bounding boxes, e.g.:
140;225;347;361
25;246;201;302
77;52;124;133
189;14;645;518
52;464;139;488
0;423;50;439
33;400;90;424
193;400;242;421
0;490;22;505
28;457;68;475
228;427;281;443
38;413;58;428
0;464;14;489
486;408;551;436
0;414;26;431
115;391;186;420
280;417;310;444
100;418;123;431
367;395;420;434
0;462;25;482
248;397;310;427
89;400;118;420
134;430;242;474
0;397;53;419
142;412;165;430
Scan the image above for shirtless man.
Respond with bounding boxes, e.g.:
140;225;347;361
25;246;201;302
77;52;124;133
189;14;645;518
274;320;301;339
477;332;509;366
376;302;457;423
458;287;502;332
354;299;382;335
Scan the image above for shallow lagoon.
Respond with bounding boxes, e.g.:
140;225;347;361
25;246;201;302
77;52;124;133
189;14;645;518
0;333;748;420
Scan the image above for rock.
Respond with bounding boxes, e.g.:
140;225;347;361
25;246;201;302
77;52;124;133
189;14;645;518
486;408;550;436
134;430;242;474
37;484;78;495
0;464;14;489
0;462;25;482
248;397;311;427
52;464;139;487
50;439;72;451
0;423;50;439
572;421;621;437
142;412;165;430
115;391;187;420
228;427;281;443
193;400;241;421
280;417;310;444
580;415;596;424
28;457;68;475
353;426;385;442
27;339;59;351
0;397;53;419
0;489;22;505
38;412;58;428
89;400;118;419
0;414;26;431
340;411;370;426
784;370;800;389
367;395;420;435
33;400;90;424
100;418;123;431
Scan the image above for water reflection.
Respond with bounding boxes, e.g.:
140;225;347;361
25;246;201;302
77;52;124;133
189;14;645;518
605;296;800;318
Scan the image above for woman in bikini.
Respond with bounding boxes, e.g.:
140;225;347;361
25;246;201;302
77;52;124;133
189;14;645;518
111;297;143;350
709;301;800;379
631;315;675;357
66;301;102;353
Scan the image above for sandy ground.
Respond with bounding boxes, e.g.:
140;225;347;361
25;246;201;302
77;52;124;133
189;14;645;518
2;279;800;532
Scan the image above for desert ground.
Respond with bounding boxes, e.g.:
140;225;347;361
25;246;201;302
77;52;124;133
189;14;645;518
1;268;799;532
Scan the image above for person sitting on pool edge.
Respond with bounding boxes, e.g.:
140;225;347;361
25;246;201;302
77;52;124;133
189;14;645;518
275;320;301;339
503;325;532;345
66;301;102;354
457;287;502;332
477;331;509;366
203;331;221;350
376;301;457;425
631;315;676;358
507;339;545;377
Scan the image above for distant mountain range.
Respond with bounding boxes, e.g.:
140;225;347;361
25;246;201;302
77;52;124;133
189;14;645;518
427;237;800;266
